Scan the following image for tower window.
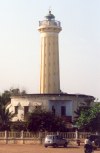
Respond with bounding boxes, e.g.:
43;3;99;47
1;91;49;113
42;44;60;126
52;106;55;115
61;106;66;116
35;105;41;110
24;106;29;120
15;106;18;114
24;106;29;114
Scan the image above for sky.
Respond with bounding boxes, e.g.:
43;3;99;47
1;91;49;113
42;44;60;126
0;0;100;101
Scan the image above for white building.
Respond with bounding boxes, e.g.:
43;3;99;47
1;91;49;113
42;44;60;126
7;93;94;123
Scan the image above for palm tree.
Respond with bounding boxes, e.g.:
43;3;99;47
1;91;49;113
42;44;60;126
0;104;14;130
0;88;27;131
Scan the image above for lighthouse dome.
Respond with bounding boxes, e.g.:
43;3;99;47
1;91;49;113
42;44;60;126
45;11;55;20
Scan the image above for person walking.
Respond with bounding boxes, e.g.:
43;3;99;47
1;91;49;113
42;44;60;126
84;136;93;153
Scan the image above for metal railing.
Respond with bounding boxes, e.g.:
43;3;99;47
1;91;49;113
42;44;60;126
39;20;61;27
0;131;92;140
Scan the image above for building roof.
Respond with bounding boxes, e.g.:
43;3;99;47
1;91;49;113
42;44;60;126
11;93;95;100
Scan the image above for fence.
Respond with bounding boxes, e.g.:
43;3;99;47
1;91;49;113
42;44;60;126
0;131;92;144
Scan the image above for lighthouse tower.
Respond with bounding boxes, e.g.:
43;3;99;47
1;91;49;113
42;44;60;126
38;11;62;94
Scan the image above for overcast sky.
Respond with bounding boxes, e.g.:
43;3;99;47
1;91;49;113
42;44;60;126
0;0;100;100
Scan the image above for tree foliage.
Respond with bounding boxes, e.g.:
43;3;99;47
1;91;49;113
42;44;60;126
0;88;26;105
27;107;67;132
10;121;28;131
74;103;100;132
0;107;14;131
0;88;27;131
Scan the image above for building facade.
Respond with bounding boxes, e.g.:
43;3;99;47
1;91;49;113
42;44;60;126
7;93;94;123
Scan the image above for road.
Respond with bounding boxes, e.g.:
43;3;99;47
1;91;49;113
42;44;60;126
0;144;99;153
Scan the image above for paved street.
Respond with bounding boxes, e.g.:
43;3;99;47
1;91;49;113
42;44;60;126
0;144;99;153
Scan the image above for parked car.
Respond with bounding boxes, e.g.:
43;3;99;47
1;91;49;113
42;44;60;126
44;135;68;148
89;135;100;148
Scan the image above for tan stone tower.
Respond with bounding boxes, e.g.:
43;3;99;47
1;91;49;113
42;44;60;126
38;11;62;93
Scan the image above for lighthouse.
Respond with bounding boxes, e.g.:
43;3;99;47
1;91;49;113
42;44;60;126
38;11;62;94
7;11;95;123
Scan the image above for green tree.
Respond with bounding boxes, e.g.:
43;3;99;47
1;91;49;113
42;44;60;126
0;106;14;130
0;88;26;106
0;88;27;131
27;107;67;132
74;103;100;132
0;90;11;106
10;121;28;131
9;88;26;96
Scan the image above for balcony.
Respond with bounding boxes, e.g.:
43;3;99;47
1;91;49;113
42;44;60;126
39;20;61;28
